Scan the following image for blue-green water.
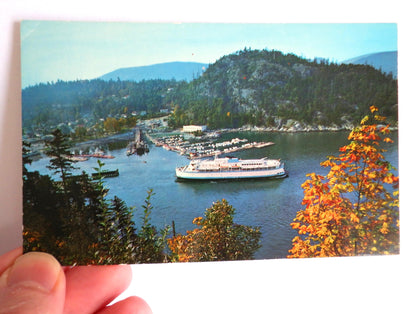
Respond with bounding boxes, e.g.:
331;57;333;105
27;131;398;259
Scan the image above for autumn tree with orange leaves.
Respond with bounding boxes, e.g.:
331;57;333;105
168;199;261;262
288;106;399;258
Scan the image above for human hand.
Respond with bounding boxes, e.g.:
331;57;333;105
0;247;152;313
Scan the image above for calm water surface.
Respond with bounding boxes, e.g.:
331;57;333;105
27;131;398;259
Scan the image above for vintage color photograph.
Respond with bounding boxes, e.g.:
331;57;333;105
21;21;399;265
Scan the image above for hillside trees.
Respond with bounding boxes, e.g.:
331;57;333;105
23;50;397;134
288;106;399;258
23;142;64;256
22;78;180;137
167;49;397;129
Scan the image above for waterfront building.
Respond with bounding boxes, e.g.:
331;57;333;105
182;125;207;133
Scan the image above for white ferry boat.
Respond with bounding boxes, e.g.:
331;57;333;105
175;156;287;180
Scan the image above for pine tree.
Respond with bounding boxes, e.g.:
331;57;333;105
45;128;78;182
136;189;170;263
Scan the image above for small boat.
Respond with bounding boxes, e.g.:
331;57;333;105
176;156;287;180
91;169;119;180
90;152;115;159
68;155;89;162
254;142;275;148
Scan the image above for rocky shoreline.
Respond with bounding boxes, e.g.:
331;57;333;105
234;123;354;133
222;120;398;134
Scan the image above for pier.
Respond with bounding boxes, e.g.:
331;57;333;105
127;128;149;156
146;132;274;159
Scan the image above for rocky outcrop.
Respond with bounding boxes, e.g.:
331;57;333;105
190;49;397;128
233;119;355;133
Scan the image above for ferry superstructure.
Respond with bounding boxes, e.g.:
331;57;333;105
175;156;287;180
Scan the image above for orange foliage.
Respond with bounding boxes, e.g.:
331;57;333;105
168;199;261;262
288;107;399;258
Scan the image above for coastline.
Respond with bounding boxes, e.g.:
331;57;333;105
219;121;398;134
25;120;398;159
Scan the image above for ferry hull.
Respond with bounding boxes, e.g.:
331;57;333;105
175;167;287;180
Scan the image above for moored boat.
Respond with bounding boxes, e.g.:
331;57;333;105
91;169;119;180
175;156;287;180
68;155;89;162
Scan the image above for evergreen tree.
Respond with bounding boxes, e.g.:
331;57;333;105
110;196;140;263
45;128;78;182
136;189;170;263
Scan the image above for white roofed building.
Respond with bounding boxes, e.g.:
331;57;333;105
182;125;207;133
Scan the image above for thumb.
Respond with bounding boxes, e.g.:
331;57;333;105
0;252;65;314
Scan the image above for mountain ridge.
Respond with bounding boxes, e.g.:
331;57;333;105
99;61;208;82
98;51;397;83
22;49;398;137
342;51;397;78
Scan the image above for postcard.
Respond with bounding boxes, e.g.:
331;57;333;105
21;21;399;265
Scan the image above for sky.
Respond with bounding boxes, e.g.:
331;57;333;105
21;21;397;88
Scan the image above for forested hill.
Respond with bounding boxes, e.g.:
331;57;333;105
168;49;397;129
22;79;181;134
22;49;398;136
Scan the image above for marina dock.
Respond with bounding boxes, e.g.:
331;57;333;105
146;132;274;159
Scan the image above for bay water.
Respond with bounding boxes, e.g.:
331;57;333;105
27;131;398;260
